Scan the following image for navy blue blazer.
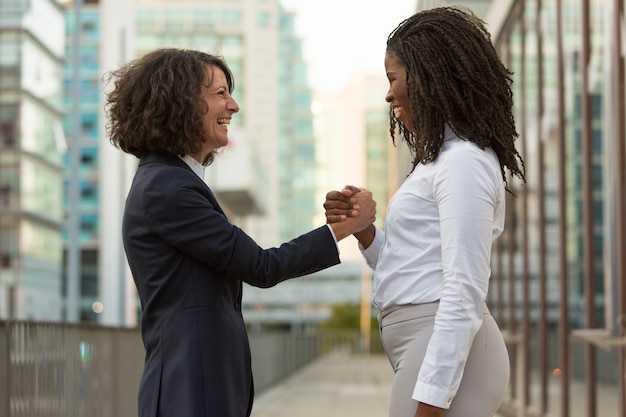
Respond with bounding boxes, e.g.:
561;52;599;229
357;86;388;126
122;151;340;417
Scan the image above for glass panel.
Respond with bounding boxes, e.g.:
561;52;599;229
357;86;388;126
21;156;63;223
221;10;243;26
21;219;62;263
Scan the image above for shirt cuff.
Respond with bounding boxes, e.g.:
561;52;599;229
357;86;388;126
358;226;383;267
325;224;340;255
413;381;455;409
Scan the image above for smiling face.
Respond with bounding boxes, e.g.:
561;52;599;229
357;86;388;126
196;65;240;162
384;52;414;132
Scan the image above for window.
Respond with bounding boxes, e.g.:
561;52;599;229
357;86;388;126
81;186;95;199
81;154;94;165
137;11;157;33
81;113;98;139
222;10;242;26
1;121;17;147
257;10;270;28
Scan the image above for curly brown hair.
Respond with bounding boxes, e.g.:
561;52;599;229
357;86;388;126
105;48;234;166
386;7;525;190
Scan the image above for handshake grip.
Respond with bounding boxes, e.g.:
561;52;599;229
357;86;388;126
324;186;376;242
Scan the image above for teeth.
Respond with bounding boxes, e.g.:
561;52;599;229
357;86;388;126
217;118;230;125
393;107;402;118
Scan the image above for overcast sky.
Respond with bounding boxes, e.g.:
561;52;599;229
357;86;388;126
279;0;417;92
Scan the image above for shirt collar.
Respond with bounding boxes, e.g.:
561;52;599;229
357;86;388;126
179;155;205;179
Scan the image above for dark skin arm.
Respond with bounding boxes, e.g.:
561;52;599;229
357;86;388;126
414;402;444;417
324;185;376;248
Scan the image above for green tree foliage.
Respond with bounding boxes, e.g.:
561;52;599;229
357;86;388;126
317;303;377;330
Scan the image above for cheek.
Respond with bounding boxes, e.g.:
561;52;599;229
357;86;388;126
398;83;410;103
390;84;403;102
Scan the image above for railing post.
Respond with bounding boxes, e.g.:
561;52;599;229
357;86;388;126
516;336;526;417
0;321;9;417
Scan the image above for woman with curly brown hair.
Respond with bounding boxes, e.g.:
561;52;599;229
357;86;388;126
325;7;526;417
105;48;375;417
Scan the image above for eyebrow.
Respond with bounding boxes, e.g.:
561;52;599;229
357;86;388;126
204;83;228;92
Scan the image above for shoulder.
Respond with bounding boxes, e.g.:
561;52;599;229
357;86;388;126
135;152;207;199
138;151;195;179
432;138;502;198
438;138;499;176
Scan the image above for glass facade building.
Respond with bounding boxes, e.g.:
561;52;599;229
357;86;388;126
0;0;65;320
277;11;317;240
62;1;101;322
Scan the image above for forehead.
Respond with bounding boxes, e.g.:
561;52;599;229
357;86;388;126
384;52;405;71
203;64;228;86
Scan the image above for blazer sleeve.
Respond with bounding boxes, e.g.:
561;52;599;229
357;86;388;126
137;168;340;288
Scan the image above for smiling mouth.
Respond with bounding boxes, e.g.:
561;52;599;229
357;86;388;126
217;118;230;125
393;107;402;118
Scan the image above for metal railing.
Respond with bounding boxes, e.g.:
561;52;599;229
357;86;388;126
1;321;144;417
488;1;626;416
0;320;382;417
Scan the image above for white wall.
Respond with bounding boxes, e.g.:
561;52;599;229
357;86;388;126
98;0;137;327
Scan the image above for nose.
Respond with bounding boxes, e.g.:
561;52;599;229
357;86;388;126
385;89;393;103
229;97;240;113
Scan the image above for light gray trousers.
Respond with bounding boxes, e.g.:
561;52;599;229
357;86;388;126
379;301;510;417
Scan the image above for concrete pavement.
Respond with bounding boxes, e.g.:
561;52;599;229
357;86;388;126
251;350;510;417
251;350;621;417
251;351;393;417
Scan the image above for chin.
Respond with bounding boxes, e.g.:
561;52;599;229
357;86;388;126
209;138;228;150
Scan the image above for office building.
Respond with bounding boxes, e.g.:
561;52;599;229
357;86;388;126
0;0;66;320
62;0;102;322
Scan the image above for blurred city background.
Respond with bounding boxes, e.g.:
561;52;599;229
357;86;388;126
0;0;624;416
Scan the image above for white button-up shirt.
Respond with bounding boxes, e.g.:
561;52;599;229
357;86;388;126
360;127;505;408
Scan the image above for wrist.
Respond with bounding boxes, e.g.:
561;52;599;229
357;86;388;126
329;222;350;242
354;224;376;248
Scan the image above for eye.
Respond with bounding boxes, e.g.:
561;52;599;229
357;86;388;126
209;88;227;97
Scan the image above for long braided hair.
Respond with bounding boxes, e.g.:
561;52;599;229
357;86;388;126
386;7;525;190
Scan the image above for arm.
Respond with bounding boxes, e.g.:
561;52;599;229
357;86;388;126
415;403;444;417
412;148;503;409
140;170;349;287
352;224;376;249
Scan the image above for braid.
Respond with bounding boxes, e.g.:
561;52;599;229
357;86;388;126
387;7;526;191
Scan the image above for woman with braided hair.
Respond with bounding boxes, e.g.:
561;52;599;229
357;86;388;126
324;7;525;417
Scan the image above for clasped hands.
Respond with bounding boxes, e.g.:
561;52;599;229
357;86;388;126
324;185;376;246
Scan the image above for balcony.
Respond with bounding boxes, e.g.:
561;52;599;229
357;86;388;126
207;128;264;217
